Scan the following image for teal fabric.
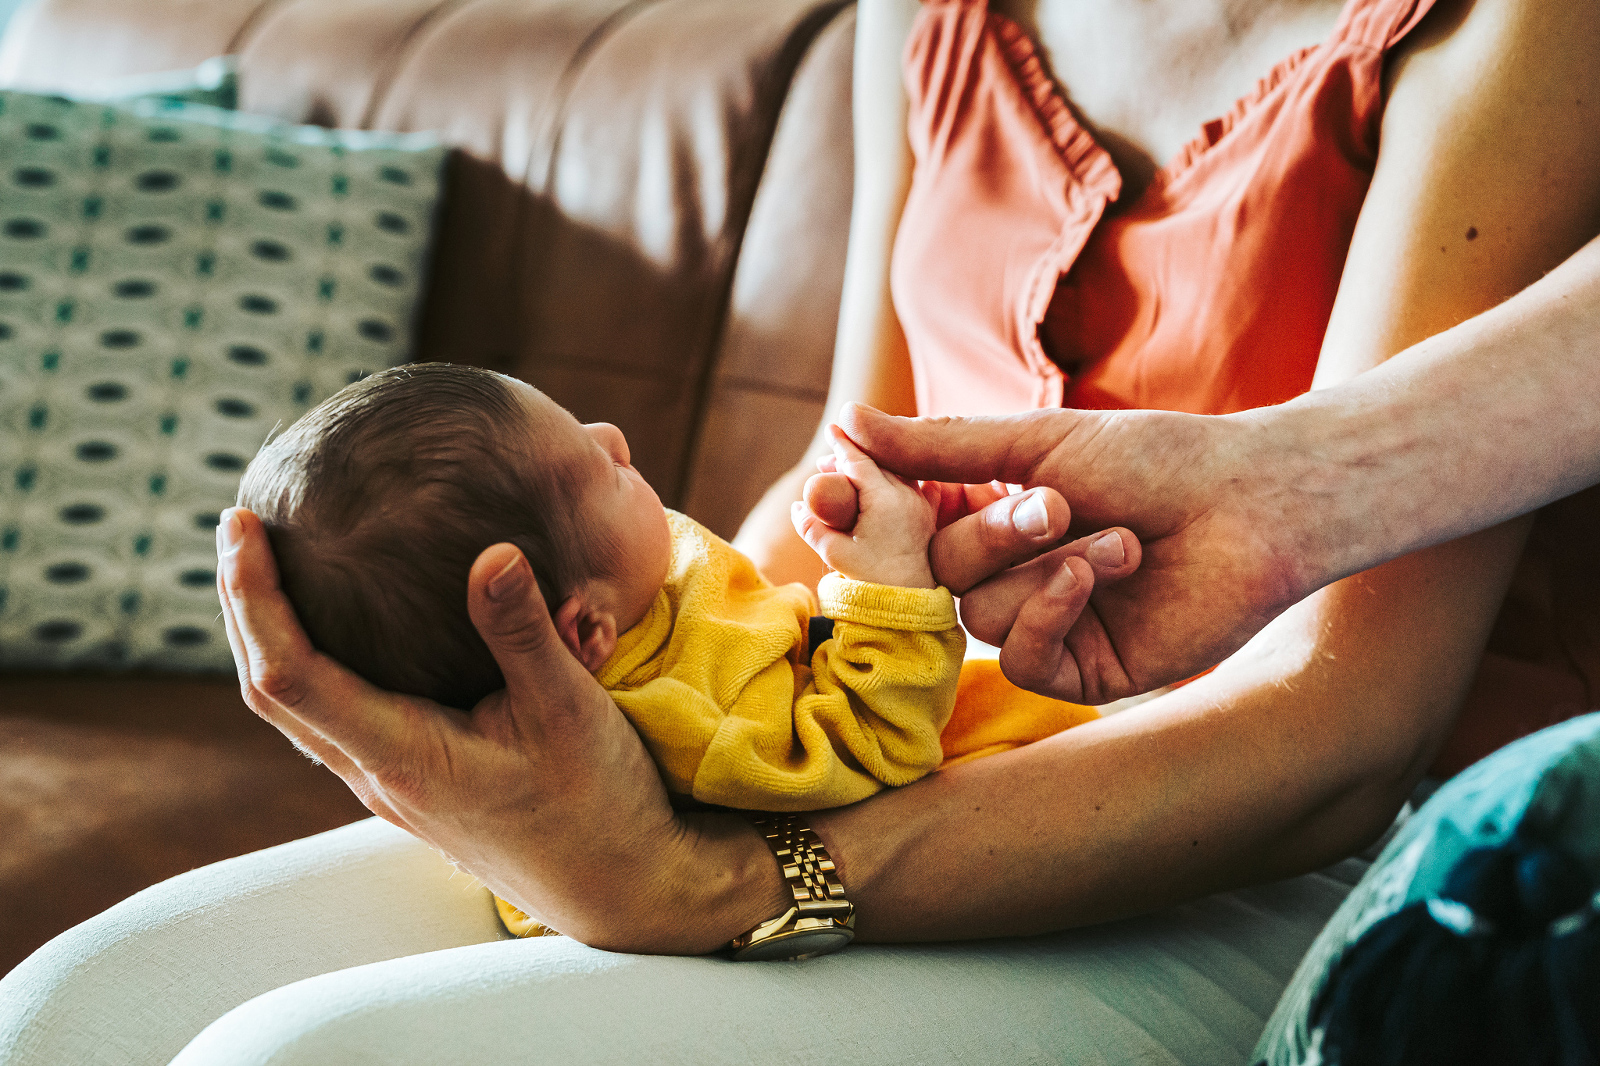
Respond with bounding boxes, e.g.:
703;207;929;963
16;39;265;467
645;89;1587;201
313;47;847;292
1253;711;1600;1064
0;90;446;671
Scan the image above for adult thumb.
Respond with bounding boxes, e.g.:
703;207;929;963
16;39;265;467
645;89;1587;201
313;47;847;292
837;403;1066;486
466;542;589;705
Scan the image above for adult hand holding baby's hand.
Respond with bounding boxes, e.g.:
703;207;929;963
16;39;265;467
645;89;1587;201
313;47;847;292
839;402;1302;704
792;426;939;588
216;508;786;954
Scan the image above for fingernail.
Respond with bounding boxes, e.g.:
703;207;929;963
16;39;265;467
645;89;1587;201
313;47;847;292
218;509;242;555
1014;492;1050;537
487;554;528;602
1053;561;1079;590
1087;531;1125;567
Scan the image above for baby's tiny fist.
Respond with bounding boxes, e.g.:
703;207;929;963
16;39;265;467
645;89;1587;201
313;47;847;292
803;471;859;532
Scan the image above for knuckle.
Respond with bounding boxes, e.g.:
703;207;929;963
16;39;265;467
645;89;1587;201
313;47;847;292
934;547;975;594
251;662;307;709
491;622;555;659
1015;607;1072;655
1076;664;1114;707
957;598;1004;645
978;506;1013;548
999;642;1051;690
1048;666;1085;703
964;620;1003;648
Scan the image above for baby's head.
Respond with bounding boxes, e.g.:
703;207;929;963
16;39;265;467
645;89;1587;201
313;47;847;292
237;363;672;709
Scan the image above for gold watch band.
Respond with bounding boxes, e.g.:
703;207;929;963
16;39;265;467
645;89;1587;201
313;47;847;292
729;813;855;961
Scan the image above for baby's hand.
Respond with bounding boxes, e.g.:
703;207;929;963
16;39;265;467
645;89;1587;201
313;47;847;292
792;425;938;588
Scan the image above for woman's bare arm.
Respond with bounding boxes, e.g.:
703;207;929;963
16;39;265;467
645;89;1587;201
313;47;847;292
814;523;1530;939
731;0;921;589
802;0;1600;938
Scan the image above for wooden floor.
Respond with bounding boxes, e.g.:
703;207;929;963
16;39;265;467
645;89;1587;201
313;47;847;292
0;673;369;977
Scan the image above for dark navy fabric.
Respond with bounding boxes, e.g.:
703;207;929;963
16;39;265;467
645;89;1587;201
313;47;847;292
807;616;835;658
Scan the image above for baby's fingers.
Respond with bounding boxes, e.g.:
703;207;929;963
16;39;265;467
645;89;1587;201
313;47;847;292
826;424;889;488
790;500;850;564
803;471;859;531
821;447;913;490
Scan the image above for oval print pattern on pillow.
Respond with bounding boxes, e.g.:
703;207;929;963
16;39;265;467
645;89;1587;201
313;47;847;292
0;90;446;671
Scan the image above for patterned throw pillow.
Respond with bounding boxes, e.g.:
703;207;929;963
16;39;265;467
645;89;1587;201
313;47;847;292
0;90;446;671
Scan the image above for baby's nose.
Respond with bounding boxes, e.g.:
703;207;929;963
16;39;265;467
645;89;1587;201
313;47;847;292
586;422;630;465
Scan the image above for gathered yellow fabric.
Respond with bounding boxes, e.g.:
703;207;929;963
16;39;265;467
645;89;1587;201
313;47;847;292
603;511;964;811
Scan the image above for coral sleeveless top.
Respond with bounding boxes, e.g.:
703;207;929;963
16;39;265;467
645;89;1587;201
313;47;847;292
892;0;1438;417
891;0;1600;769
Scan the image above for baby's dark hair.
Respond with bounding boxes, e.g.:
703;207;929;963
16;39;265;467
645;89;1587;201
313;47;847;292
238;362;603;709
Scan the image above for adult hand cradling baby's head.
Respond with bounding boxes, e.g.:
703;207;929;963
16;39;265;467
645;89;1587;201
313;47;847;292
217;508;767;954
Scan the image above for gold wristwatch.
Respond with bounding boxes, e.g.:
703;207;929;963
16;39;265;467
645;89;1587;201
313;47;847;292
729;813;856;961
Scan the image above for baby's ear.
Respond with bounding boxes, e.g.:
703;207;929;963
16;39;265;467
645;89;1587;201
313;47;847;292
552;594;617;674
552;595;589;664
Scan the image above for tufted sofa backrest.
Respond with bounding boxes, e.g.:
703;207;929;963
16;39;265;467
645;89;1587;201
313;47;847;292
0;0;854;538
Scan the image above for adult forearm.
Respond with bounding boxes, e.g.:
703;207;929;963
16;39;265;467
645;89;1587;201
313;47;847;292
805;686;1378;941
809;573;1497;939
664;502;1509;950
1264;233;1600;594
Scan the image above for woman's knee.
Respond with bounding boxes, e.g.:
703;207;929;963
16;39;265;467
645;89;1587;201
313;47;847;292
0;819;500;1066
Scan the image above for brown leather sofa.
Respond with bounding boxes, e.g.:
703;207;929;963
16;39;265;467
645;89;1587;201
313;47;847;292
0;0;855;975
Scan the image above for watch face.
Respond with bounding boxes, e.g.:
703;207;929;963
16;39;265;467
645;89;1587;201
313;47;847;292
733;928;852;962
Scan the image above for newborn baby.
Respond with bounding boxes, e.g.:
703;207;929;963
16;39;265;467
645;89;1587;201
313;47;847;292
240;362;1101;936
238;362;967;816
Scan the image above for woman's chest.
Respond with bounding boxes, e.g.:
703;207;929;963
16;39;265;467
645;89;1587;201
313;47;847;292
992;0;1345;190
893;0;1411;419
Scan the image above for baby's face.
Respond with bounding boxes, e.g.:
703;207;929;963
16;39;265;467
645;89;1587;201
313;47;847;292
512;383;672;633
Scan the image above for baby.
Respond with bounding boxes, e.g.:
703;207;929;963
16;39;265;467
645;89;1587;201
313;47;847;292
240;362;1100;936
238;362;972;817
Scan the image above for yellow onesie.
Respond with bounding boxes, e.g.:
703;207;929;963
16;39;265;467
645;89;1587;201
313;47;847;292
605;510;966;810
497;510;1099;936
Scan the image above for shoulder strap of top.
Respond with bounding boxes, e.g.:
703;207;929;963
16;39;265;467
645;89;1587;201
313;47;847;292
1333;0;1444;51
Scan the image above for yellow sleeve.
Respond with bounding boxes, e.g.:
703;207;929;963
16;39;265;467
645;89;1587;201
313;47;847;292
681;573;964;810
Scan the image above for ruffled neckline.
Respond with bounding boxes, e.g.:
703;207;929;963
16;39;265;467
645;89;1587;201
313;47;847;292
982;4;1325;199
1159;44;1319;184
987;12;1121;204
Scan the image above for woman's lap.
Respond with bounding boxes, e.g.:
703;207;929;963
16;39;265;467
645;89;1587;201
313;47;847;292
0;817;1367;1066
